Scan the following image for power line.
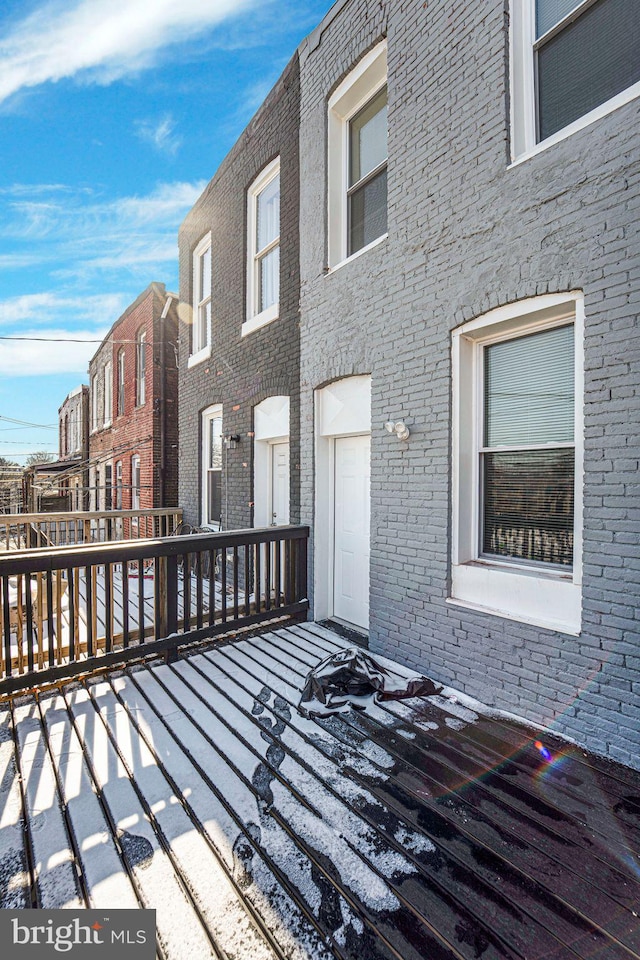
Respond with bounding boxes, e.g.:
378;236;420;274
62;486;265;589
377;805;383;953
0;335;155;344
0;414;57;429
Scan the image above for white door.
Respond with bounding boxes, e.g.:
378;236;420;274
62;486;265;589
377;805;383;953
333;435;370;628
270;441;290;525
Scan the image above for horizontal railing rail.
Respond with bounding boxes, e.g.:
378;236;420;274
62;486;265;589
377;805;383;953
0;525;309;694
0;508;183;551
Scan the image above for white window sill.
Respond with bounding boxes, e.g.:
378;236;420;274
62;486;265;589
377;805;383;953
241;304;278;337
510;81;640;167
187;345;211;369
449;561;581;635
327;233;388;274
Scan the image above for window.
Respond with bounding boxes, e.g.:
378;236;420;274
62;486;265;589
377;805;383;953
105;463;113;511
451;293;584;634
328;40;388;268
244;158;280;336
91;375;98;433
117;348;125;416
190;233;211;365
131;455;141;511
136;330;146;406
202;405;223;528
511;0;640;160
103;360;112;427
115;461;123;510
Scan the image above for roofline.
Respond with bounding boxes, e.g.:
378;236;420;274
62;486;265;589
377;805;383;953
87;281;171;367
297;0;351;64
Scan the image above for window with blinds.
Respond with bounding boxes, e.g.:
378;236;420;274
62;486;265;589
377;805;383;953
536;0;640;142
348;86;388;256
481;324;575;567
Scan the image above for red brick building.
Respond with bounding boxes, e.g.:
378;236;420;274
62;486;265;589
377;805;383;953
88;283;178;517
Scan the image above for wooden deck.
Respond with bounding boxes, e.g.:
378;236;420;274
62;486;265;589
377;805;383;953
1;622;639;959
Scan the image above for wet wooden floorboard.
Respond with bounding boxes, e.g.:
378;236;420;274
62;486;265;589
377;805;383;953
0;622;638;959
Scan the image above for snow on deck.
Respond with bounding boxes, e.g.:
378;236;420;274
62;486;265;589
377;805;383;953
1;622;639;960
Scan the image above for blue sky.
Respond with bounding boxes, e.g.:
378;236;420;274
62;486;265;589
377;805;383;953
0;0;331;464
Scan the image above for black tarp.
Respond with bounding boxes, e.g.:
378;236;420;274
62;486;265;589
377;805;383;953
298;646;443;718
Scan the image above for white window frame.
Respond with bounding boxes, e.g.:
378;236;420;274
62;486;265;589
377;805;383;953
131;455;141;512
327;40;388;270
117;348;125;416
103;359;112;427
90;375;99;433
450;292;584;635
189;233;212;367
510;0;640;164
243;157;280;337
136;329;146;407
201;404;223;529
115;460;123;510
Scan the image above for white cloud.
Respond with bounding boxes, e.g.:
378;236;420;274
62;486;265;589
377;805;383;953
0;179;205;280
0;292;125;327
135;114;182;156
0;0;259;104
0;327;109;375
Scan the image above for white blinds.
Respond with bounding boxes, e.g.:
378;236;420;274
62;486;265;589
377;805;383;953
484;325;574;447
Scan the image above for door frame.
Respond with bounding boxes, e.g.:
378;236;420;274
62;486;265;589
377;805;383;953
314;375;371;626
253;396;290;528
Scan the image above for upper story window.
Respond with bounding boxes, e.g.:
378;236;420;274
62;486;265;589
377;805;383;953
103;359;112;427
117;348;125;416
450;293;584;635
511;0;640;160
189;233;212;366
244;158;280;337
136;329;146;406
91;375;98;433
328;40;388;269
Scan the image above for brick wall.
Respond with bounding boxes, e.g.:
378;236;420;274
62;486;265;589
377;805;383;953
88;282;179;511
177;54;301;530
298;1;640;767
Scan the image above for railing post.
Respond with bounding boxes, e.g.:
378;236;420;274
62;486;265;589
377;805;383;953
295;534;308;607
157;554;179;663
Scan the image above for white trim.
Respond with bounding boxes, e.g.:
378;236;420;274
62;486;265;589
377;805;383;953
241;303;278;337
314;376;371;624
187;344;211;369
327;40;387;268
246;157;280;329
103;359;112;428
326;233;388;275
201;403;222;529
253;397;290;529
450;293;584;635
190;232;212;360
510;0;640;162
131;454;141;512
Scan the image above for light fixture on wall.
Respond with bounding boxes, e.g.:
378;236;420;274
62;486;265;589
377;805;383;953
384;420;410;441
223;433;241;450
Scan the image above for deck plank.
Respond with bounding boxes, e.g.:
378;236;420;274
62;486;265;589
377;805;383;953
1;624;639;960
65;684;218;959
38;692;139;910
12;699;83;908
0;705;30;908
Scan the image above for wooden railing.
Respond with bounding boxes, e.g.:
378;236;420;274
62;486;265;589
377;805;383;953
0;508;183;551
0;525;309;694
